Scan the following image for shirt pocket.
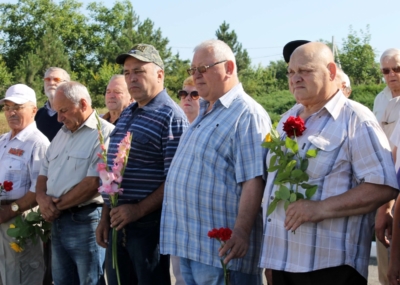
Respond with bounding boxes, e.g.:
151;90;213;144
306;132;346;179
68;150;90;171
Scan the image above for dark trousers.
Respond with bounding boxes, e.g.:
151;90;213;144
106;210;170;285
272;265;367;285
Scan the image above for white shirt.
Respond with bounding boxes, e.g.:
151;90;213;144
373;86;393;122
0;122;50;200
391;120;400;171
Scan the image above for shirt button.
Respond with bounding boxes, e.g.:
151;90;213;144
270;196;274;200
268;218;271;222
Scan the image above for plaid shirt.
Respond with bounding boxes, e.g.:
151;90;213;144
160;84;271;275
259;91;398;279
103;90;188;204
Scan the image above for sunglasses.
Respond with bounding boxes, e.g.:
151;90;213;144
43;77;65;83
177;90;199;100
381;66;400;75
187;60;227;76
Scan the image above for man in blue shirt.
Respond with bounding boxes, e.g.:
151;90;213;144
96;44;188;285
160;39;271;285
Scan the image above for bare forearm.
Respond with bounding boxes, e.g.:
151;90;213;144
234;176;264;235
55;177;100;210
136;182;165;218
17;191;38;212
322;183;398;219
390;196;400;261
35;175;48;197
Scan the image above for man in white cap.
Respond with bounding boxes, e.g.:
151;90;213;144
0;84;50;285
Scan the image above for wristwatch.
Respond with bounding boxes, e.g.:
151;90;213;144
11;202;20;213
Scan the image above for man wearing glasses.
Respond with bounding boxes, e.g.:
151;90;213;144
160;39;271;284
0;84;50;285
35;67;70;142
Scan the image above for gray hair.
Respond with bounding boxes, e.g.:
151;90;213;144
109;74;125;83
380;48;400;67
336;67;351;88
194;39;237;74
44;67;71;81
56;81;92;106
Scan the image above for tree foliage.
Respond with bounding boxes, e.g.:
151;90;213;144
0;55;13;95
216;21;251;72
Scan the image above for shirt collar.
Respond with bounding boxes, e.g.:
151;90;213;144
138;89;170;111
5;121;38;142
45;101;57;116
61;110;98;133
199;83;243;111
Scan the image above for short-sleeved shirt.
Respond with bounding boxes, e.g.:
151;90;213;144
0;122;49;199
390;119;400;171
259;91;398;279
103;89;188;204
373;86;392;122
381;96;400;149
160;84;272;275
40;111;114;205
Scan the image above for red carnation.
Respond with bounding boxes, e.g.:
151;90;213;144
283;116;306;138
208;228;219;239
218;228;232;242
3;181;13;191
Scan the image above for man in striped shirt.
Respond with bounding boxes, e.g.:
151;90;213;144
95;44;188;285
260;42;399;285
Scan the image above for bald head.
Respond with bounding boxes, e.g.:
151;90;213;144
287;42;338;108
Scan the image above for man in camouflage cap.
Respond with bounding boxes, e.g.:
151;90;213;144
96;44;188;285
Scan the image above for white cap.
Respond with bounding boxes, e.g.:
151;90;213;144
0;84;37;105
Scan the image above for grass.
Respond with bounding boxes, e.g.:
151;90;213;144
0;108;109;135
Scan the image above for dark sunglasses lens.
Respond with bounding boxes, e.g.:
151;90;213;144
394;67;400;73
382;68;390;75
197;66;207;73
190;91;199;99
178;90;188;99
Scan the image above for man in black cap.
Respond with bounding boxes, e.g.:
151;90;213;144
95;44;188;285
283;40;310;64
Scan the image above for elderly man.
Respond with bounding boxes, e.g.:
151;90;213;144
36;82;114;285
160;39;271;285
35;67;70;141
336;67;352;97
95;43;188;285
374;48;400;285
0;84;50;285
102;74;132;125
260;42;398;285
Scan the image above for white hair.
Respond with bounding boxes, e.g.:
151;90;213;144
194;39;237;74
380;48;400;67
56;81;92;106
336;67;351;88
44;67;71;81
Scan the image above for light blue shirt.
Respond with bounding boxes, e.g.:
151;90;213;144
160;84;271;275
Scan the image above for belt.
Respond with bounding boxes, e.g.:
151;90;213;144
0;200;16;205
67;203;102;213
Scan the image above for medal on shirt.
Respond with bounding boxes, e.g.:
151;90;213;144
8;148;24;156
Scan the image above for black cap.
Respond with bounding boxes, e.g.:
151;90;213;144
283;40;310;63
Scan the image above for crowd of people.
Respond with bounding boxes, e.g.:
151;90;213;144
0;39;400;285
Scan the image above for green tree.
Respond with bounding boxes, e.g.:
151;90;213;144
216;21;251;72
0;55;13;95
339;26;381;85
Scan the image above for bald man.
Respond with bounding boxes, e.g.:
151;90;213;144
259;42;398;285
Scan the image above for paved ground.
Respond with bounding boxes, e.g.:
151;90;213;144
170;257;381;285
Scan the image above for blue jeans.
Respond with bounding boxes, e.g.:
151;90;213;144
51;205;105;285
180;258;262;285
106;209;170;285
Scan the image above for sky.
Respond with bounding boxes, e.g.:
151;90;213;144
4;0;400;67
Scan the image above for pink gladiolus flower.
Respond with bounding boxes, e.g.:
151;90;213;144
97;163;107;172
98;183;120;194
99;170;115;186
101;144;106;151
97;153;103;158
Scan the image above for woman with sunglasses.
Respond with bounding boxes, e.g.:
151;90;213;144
177;76;200;123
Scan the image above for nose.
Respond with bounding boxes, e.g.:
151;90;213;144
57;112;64;123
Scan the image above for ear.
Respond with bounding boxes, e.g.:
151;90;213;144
79;98;88;111
327;63;336;81
225;60;235;75
157;68;164;83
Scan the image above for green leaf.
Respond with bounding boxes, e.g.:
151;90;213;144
300;183;313;189
278;185;291;200
300;158;309;171
300;172;309;181
289;192;297;203
305;185;318;199
267;165;280;172
306;149;318;158
290;169;303;179
296;192;305;200
284;200;290;211
285;137;298;153
267;199;279;216
6;228;21;237
285;160;297;173
270;155;277;167
274;190;281;199
26;211;41;222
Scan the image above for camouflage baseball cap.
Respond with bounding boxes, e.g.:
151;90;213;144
115;44;164;69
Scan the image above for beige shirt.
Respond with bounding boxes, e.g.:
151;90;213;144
373;86;392;122
381;96;400;149
39;111;114;205
0;122;49;200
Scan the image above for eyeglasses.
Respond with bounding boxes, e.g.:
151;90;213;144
187;60;227;76
382;66;400;75
3;105;28;112
43;77;65;83
177;90;199;100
